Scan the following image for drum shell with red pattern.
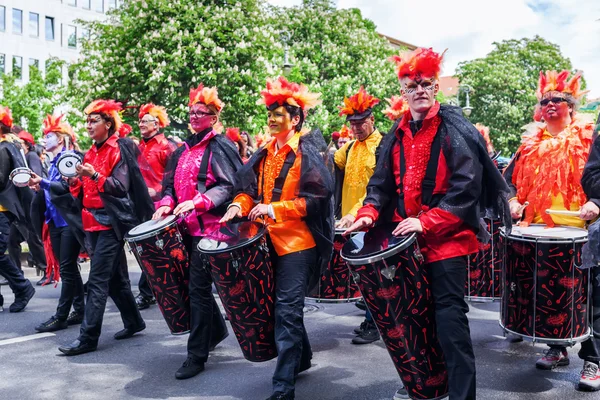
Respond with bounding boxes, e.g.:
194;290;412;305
307;230;361;302
500;225;590;344
465;219;502;301
126;222;190;335
342;226;448;400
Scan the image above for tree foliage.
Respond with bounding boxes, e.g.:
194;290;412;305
456;36;579;155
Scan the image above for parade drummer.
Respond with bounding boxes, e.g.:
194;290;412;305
333;87;383;346
503;70;598;387
58;100;154;356
221;76;334;400
152;84;242;380
345;47;511;400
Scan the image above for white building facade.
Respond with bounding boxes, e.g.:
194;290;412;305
0;0;120;83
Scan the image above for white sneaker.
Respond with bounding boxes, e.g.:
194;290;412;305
393;385;409;400
579;361;600;391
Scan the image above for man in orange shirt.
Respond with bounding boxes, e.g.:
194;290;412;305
221;76;334;400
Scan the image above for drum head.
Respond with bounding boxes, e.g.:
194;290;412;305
198;221;265;254
341;223;416;264
126;215;178;238
56;153;82;178
10;168;31;187
507;224;587;240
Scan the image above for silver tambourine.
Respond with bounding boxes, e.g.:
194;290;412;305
9;167;32;187
56;152;82;178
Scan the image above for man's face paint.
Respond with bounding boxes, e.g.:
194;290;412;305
540;91;572;123
44;132;60;152
401;74;438;116
189;103;216;133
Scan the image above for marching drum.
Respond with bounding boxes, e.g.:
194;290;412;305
500;224;590;345
9;167;32;187
125;215;190;335
306;226;361;303
56;152;82;178
342;224;448;400
198;221;277;362
465;219;502;302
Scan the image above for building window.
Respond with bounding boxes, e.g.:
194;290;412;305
0;6;5;32
95;0;104;13
0;54;5;75
108;0;118;9
45;17;55;41
29;58;39;78
81;27;90;40
13;56;23;80
67;0;77;6
82;0;91;10
29;13;39;38
67;25;77;48
12;9;22;34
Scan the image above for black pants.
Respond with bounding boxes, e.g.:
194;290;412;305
430;256;476;400
48;223;85;320
271;246;315;395
8;222;46;270
0;212;33;296
78;229;144;345
578;267;600;364
137;271;154;299
186;236;228;362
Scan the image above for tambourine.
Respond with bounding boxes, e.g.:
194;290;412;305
56;152;82;178
9;167;32;187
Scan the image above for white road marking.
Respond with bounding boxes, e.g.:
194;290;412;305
0;333;55;346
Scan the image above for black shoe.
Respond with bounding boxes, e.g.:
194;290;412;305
352;322;380;345
354;319;369;334
299;357;312;374
66;311;84;326
136;295;156;310
35;315;68;332
114;323;146;340
58;340;97;356
354;298;367;311
209;329;230;351
36;274;54;286
175;357;205;380
9;284;35;313
265;392;294;400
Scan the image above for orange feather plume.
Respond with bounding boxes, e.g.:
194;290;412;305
475;123;494;154
339;125;352;139
536;70;588;100
42;114;73;136
338;86;379;117
0;105;13;128
84;100;123;131
189;84;224;112
382;96;409;121
139;103;170;128
226;127;241;143
258;76;321;111
389;47;446;80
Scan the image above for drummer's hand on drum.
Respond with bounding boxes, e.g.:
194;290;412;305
220;205;242;223
579;201;600;221
343;217;373;236
509;199;524;220
76;163;96;178
336;214;355;229
248;204;269;221
28;172;42;188
392;218;423;236
153;206;172;220
173;200;195;216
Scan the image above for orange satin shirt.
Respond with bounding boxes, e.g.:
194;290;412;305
234;133;316;256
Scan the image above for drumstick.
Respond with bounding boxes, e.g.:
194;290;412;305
545;209;582;217
517;201;529;214
19;149;29;169
65;135;69;151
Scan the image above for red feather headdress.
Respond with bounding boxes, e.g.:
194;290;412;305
226;127;241;143
84;99;123;131
389;47;446;80
43;114;72;135
258;76;321;111
189;84;224;112
0;105;13;128
339;125;352;139
338;86;379;117
139;103;170;128
118;123;132;138
536;70;588;101
382;96;409;121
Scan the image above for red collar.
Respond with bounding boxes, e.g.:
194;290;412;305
398;101;441;138
144;133;167;146
91;134;119;152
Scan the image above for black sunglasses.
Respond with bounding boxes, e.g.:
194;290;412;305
540;97;568;106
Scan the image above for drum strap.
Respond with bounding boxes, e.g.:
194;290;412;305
197;145;212;194
397;130;442;218
263;151;297;203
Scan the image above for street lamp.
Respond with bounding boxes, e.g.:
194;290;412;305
280;31;293;76
459;85;473;117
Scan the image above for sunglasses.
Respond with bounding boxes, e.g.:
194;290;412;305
540;97;568;107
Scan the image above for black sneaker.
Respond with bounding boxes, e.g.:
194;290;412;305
9;284;35;313
35;316;68;332
352;322;380;345
66;311;84;326
354;298;367;311
175;357;205;380
136;295;156;310
354;319;369;334
393;384;409;399
536;347;570;370
265;392;294;400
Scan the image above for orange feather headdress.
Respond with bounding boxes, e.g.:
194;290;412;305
389;47;446;80
475;123;494;155
382;96;409;121
0;105;14;128
258;76;321;111
84;99;123;131
339;125;352;139
226;127;241;143
43;114;73;136
339;86;379;121
139;103;170;128
536;70;588;101
189;84;224;112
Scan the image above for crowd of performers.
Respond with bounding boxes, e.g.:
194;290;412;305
0;46;599;400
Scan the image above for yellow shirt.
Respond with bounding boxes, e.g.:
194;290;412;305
532;193;585;228
334;130;382;217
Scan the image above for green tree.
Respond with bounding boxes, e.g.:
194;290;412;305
456;36;580;155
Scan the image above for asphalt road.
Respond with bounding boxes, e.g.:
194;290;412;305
0;259;598;400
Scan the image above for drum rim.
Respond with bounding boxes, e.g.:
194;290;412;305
124;215;179;241
196;221;266;254
341;231;417;265
56;152;82;177
10;167;32;185
500;225;587;243
499;322;591;345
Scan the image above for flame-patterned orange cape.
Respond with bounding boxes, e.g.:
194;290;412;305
512;119;594;226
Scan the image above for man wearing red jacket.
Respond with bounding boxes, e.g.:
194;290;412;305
345;48;511;400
